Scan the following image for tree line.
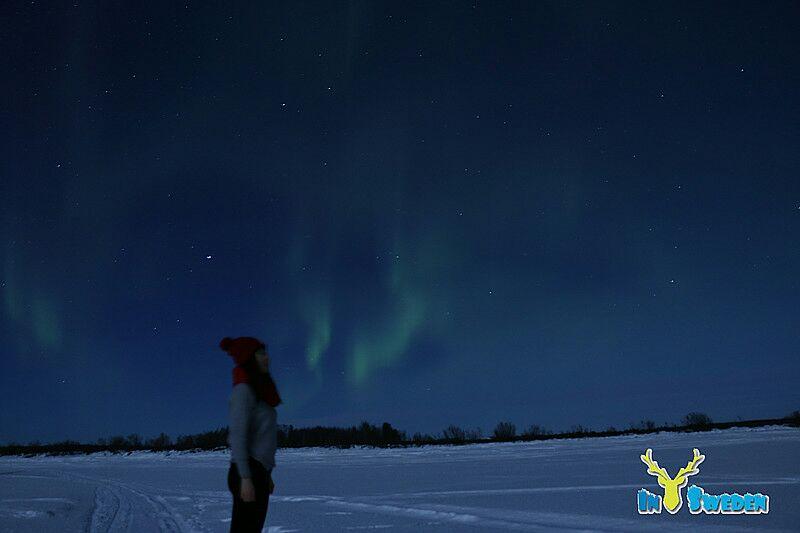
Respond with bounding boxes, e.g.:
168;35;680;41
1;410;797;457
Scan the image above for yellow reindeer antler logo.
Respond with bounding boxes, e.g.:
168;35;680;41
640;448;705;513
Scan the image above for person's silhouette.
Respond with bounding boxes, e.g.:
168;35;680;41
220;336;281;532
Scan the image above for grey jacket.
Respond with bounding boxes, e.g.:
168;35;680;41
227;382;278;478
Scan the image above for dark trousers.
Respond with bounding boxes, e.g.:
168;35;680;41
227;457;271;533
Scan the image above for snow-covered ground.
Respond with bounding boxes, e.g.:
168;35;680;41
1;425;798;532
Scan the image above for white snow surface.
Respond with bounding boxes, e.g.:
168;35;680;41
0;425;798;532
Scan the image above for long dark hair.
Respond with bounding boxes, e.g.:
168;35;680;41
240;353;282;406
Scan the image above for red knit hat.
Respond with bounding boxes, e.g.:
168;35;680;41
219;336;265;365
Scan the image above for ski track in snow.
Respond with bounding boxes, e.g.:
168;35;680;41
47;469;200;533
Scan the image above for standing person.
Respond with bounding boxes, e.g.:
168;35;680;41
220;336;282;533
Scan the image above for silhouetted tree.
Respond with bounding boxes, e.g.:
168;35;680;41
681;412;712;428
521;424;548;438
411;432;435;443
465;427;483;440
493;421;516;440
442;425;466;443
145;432;172;450
643;420;656;430
108;435;127;451
381;422;403;444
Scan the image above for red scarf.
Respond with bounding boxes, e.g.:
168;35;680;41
233;366;282;407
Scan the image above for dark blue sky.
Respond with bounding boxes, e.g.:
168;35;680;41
2;1;799;444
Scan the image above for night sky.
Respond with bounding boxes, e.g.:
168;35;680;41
2;2;799;445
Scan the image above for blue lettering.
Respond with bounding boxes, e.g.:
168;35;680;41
753;493;768;513
744;493;755;512
636;479;769;514
637;488;661;513
702;492;720;512
720;493;732;512
730;493;745;512
637;489;648;513
687;485;703;513
648;491;661;512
